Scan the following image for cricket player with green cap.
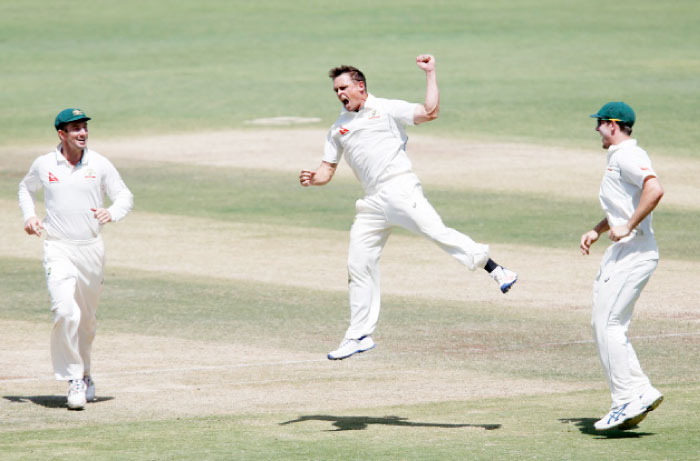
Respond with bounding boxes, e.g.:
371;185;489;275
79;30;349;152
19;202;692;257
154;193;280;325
18;108;133;410
580;101;665;430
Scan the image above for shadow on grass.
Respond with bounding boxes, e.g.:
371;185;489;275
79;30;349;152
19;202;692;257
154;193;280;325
3;395;114;409
280;415;501;432
559;418;655;439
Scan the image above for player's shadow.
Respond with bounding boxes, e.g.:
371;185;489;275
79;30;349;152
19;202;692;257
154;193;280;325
280;414;501;432
558;417;655;439
4;395;114;409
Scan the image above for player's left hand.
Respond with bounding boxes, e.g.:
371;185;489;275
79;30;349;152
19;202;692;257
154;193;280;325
91;207;112;224
416;54;435;72
608;224;631;242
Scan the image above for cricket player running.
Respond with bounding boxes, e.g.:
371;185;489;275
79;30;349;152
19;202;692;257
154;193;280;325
299;55;518;361
581;102;664;430
18;109;133;410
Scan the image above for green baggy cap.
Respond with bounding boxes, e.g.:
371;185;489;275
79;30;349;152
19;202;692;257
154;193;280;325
55;108;91;131
590;102;635;125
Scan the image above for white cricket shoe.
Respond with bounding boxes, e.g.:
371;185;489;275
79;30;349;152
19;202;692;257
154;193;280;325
594;399;646;431
618;387;665;430
490;266;518;293
67;379;87;410
84;375;96;402
639;386;664;413
327;335;376;360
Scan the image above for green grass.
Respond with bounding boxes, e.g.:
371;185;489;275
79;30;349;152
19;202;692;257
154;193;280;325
1;0;699;157
2;385;700;460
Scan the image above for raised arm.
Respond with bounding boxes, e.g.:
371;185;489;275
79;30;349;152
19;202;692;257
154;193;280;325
299;161;338;187
414;54;440;125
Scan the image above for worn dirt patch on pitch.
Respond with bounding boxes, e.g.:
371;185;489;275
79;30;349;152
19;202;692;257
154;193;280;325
0;320;594;432
3;129;699;209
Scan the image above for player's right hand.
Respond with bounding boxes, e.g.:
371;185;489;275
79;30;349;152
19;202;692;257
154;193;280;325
299;170;315;187
579;230;599;255
24;216;44;237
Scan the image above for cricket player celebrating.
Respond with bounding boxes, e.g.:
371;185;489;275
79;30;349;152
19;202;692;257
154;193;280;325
300;55;517;360
581;102;665;430
18;108;133;410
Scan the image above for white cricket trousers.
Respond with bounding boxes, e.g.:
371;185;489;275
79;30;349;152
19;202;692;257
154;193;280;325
43;237;104;381
592;244;657;408
344;173;489;340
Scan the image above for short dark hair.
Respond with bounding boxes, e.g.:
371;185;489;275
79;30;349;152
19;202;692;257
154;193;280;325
599;119;633;136
617;122;633;136
328;65;366;86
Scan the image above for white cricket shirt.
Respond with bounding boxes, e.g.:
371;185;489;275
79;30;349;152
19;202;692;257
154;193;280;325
323;94;420;194
18;146;134;241
599;138;658;258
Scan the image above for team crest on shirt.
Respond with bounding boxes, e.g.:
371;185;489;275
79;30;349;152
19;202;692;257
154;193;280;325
84;168;97;179
48;172;59;183
339;127;350;135
368;110;380;120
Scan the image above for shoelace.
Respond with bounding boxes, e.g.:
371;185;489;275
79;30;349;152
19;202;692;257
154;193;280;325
69;380;86;394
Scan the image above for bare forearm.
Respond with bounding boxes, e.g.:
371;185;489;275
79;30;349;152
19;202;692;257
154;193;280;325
310;168;334;185
628;178;664;231
423;70;440;119
593;217;610;235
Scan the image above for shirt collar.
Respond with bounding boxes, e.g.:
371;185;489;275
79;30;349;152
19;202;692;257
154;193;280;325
362;93;378;110
608;138;637;154
341;93;377;114
55;144;89;166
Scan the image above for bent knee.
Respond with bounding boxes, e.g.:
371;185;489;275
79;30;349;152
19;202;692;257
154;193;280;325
51;301;80;324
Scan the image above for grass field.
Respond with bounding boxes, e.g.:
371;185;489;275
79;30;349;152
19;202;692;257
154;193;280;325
1;1;699;155
2;1;700;460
